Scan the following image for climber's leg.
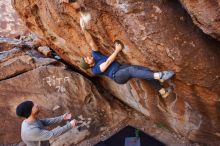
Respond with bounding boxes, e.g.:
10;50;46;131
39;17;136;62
117;65;175;82
124;65;155;79
113;64;174;83
113;65;173;98
113;65;131;84
113;65;154;84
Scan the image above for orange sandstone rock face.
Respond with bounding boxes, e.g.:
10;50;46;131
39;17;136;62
180;0;220;41
0;42;128;145
13;0;220;145
0;0;26;37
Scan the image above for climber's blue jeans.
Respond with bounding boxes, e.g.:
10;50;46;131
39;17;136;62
113;64;162;90
113;64;154;83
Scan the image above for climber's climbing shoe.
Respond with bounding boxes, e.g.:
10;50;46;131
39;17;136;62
161;86;173;99
159;71;175;82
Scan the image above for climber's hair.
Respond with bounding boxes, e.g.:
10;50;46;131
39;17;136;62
114;40;124;49
80;57;90;70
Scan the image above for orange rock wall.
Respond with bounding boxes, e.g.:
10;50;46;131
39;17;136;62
12;0;220;145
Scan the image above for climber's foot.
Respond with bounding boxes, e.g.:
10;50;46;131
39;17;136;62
159;71;175;82
159;87;173;99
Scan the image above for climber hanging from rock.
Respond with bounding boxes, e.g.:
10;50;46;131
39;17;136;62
79;10;175;98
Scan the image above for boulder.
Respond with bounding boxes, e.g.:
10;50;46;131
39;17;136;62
0;37;23;51
37;46;52;57
0;46;128;145
12;0;220;145
179;0;220;41
0;0;27;37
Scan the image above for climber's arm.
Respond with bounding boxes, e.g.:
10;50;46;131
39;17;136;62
99;48;121;72
83;30;99;51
